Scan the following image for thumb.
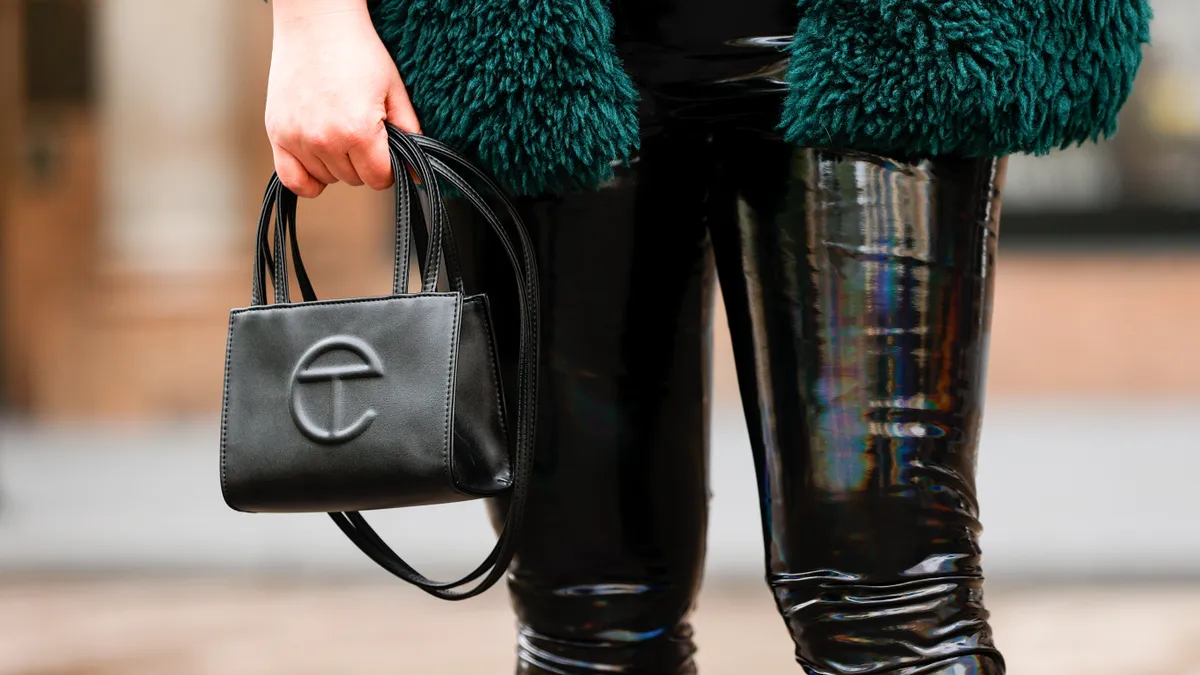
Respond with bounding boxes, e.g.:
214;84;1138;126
385;79;422;135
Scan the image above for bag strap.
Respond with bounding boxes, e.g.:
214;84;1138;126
256;125;540;600
254;129;458;307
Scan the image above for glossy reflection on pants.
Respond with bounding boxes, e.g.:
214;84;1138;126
711;145;1008;674
459;130;1007;673
455;129;717;674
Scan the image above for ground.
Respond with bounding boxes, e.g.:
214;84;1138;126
3;578;1199;674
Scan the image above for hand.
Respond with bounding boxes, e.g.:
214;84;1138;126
264;0;420;197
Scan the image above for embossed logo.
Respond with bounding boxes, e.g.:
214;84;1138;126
288;336;384;444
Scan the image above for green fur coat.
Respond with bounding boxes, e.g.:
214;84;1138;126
368;0;1153;196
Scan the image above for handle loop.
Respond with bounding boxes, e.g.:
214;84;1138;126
252;126;465;306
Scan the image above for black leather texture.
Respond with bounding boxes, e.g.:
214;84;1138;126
219;127;540;600
220;292;510;513
450;295;512;496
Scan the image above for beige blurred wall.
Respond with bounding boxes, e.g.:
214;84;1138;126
1;2;20;408
1;0;391;419
708;255;1200;407
989;255;1200;395
1;1;1197;422
0;4;15;219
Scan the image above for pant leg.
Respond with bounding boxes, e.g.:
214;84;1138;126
456;121;719;674
709;130;1008;674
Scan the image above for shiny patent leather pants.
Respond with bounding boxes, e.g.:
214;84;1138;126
458;101;1007;674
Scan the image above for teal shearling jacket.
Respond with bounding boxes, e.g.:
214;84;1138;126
366;0;1153;196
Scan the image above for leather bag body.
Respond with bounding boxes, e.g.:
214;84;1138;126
221;292;510;513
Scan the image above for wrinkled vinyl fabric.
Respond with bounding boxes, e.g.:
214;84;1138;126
453;115;1009;675
438;2;1012;665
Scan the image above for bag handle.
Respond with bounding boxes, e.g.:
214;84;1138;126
252;127;463;306
255;125;540;600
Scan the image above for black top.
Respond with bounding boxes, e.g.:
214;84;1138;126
610;0;797;87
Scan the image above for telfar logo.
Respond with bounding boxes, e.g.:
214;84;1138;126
288;336;384;444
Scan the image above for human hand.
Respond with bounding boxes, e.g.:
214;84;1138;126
264;0;420;197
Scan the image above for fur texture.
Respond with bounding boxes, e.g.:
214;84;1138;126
371;0;1152;195
780;0;1153;157
369;0;639;196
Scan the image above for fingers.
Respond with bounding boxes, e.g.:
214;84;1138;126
351;80;418;190
288;144;339;186
264;8;422;197
309;152;364;187
303;131;365;187
272;145;324;198
269;124;368;196
385;82;421;135
265;78;420;197
348;124;395;191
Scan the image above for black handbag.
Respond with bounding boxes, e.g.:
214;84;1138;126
219;126;538;600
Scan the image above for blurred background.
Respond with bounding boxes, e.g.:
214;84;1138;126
1;1;1198;673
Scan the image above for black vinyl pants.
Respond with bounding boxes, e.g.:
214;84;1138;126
455;89;1007;674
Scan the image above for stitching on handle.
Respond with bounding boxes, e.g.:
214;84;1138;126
392;153;410;295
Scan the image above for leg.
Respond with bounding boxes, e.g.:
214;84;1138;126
710;135;1007;673
456;123;719;674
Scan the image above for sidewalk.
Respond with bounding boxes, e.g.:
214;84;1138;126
4;401;1200;673
3;399;1200;579
2;578;1199;675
